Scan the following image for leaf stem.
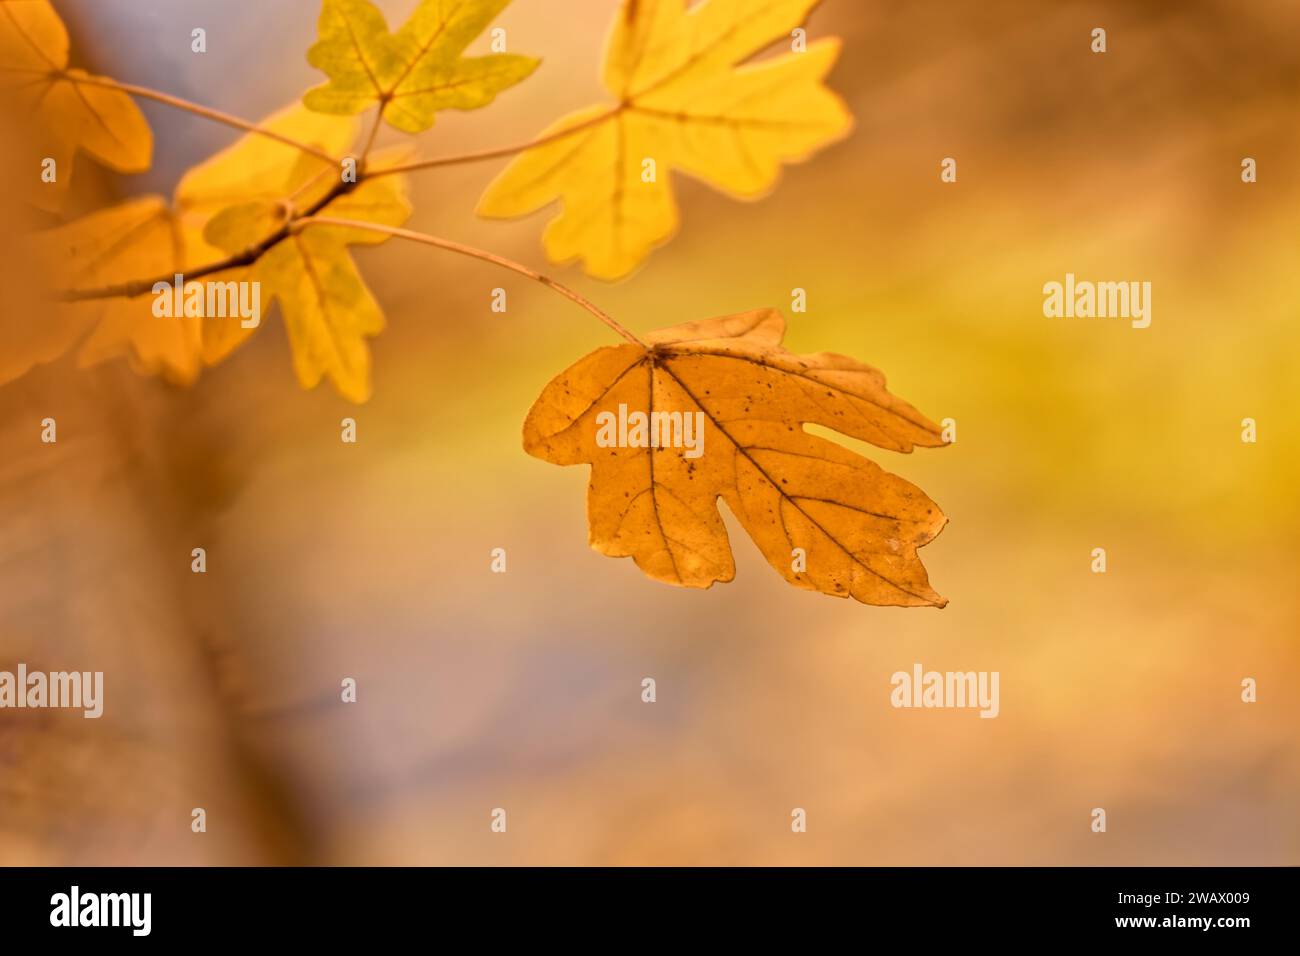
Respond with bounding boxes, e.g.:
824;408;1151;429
53;90;631;339
358;108;384;164
366;107;620;178
70;73;338;164
61;73;618;176
294;216;645;347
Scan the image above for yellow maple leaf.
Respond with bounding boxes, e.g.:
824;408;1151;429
477;0;851;280
172;104;365;381
0;0;151;212
38;105;410;400
32;106;355;385
174;106;359;228
187;109;413;402
303;0;538;134
525;309;948;607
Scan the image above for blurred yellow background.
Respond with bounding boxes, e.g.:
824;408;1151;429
1;0;1297;864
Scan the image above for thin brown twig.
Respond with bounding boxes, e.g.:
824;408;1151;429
366;107;620;178
52;83;632;341
61;73;619;177
294;216;645;347
70;73;338;164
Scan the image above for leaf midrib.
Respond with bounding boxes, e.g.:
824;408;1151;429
656;354;939;604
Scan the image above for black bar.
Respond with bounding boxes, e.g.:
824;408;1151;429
0;866;1291;942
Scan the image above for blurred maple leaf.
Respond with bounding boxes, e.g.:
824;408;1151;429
198;166;411;402
32;197;191;381
525;309;948;606
304;0;538;133
0;0;151;212
34;105;410;401
478;0;852;279
181;105;412;402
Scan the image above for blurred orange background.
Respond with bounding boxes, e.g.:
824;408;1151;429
1;0;1297;865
